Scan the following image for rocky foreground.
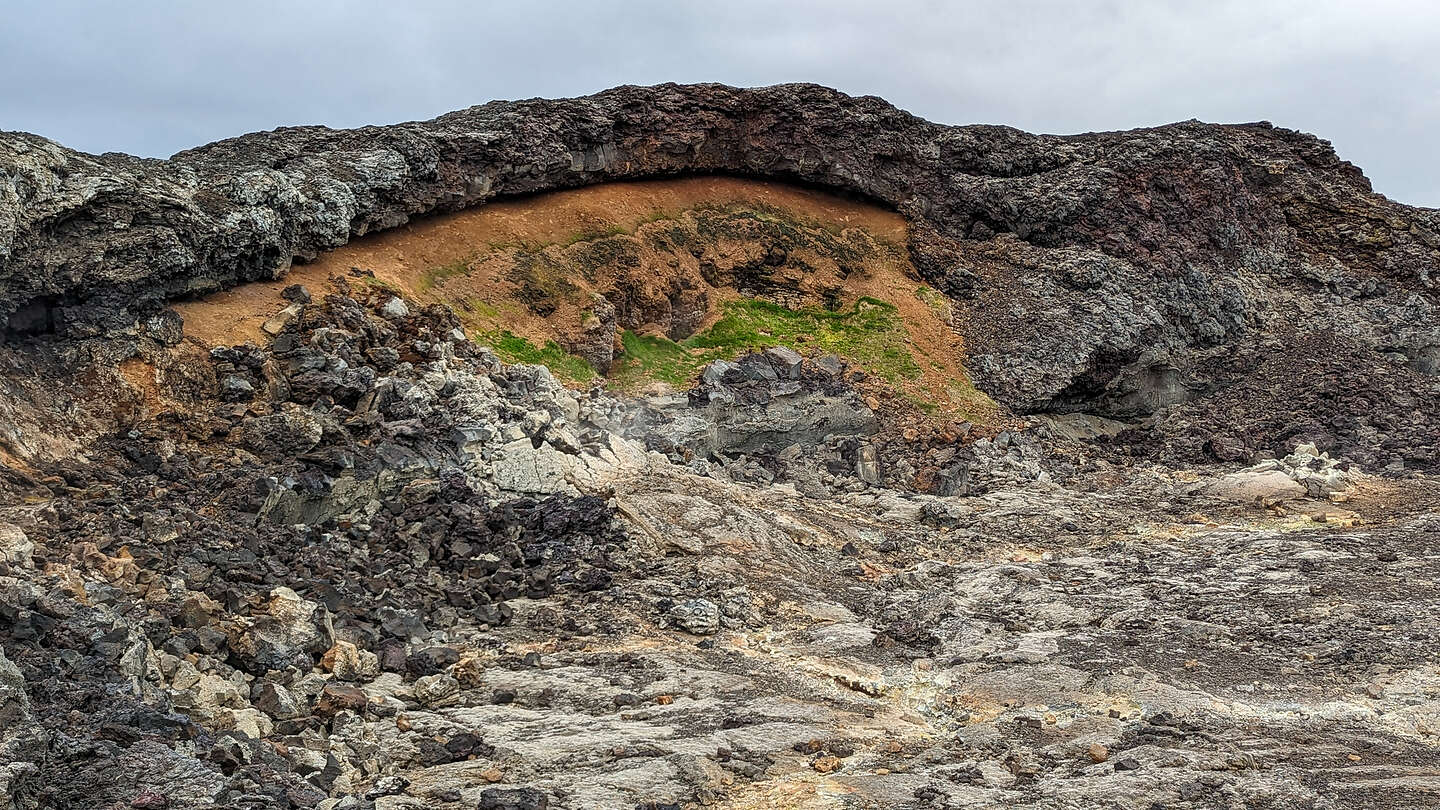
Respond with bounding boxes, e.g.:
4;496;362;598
0;84;1439;809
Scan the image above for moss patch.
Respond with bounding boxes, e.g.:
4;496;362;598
609;297;921;391
478;330;597;382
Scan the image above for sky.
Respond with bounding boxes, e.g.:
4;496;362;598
4;0;1438;207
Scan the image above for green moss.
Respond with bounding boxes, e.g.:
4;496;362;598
609;331;695;388
914;285;952;319
692;297;921;380
478;330;597;383
466;298;502;318
608;297;922;391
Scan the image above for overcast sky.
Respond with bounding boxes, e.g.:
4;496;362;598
4;0;1438;207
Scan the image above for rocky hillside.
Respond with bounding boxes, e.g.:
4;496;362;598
1;84;1439;810
4;82;1439;466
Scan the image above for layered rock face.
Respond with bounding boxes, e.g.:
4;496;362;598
1;85;1440;810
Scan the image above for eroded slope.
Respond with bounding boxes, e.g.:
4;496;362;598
174;177;993;420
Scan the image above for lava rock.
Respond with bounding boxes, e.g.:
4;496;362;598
668;599;721;635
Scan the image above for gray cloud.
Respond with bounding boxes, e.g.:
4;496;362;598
4;0;1437;206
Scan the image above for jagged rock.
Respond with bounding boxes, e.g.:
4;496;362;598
363;775;409;800
413;674;461;707
380;297;410;320
261;303;304;336
406;646;460;676
478;787;549;810
0;525;32;568
0;648;32;735
315;682;368;716
251;682;301;720
855;444;881;484
240;410;325;456
667;599;721;636
763;346;803;378
227;587;327;672
320;641;380;682
281;284;312;304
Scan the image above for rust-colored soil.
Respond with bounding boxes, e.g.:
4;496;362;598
173;176;992;419
176;177;904;345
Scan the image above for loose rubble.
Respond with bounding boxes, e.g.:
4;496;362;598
0;278;1434;810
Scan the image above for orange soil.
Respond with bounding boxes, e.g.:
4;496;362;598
175;177;906;345
171;176;993;419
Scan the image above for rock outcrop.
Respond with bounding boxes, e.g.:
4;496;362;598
3;84;1438;457
2;84;1440;810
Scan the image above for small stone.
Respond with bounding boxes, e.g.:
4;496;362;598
315;682;368;716
1088;743;1110;763
321;641;380;682
1113;757;1141;771
407;646;461;676
812;755;842;773
668;599;721;635
281;284;311;304
413;674;460;707
453;655;486;687
378;639;408;672
364;775;410;799
261;303;304;336
814;354;844;377
481;768;504;783
220;375;254;402
0;524;33;568
381;297;410;320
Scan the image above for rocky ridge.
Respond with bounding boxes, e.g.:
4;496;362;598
0;84;1438;810
3;83;1439;465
